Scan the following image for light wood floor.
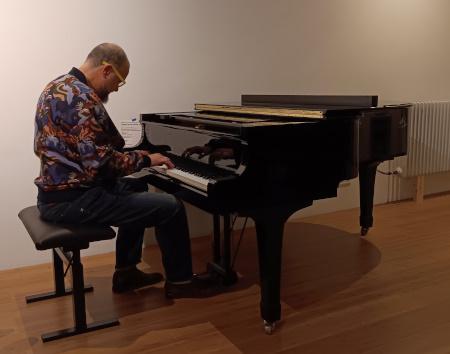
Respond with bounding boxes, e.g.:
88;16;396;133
3;195;450;353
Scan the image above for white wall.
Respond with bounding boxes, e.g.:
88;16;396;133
1;0;449;270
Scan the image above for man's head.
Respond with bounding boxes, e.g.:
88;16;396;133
79;43;130;103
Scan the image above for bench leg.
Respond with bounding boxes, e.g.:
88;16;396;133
41;319;121;342
41;250;119;342
25;248;119;342
25;249;93;303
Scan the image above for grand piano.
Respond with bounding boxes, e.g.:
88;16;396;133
135;95;408;333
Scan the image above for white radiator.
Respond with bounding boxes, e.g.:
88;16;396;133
402;101;450;177
388;101;450;202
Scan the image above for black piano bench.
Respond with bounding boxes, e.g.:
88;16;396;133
18;205;120;342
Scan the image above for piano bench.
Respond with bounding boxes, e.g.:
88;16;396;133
18;205;119;342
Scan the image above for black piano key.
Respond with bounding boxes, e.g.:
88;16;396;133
164;153;235;180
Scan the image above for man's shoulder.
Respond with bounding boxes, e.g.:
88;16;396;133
49;73;91;93
41;73;95;106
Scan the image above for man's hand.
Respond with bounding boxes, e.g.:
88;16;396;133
207;148;234;164
142;152;175;169
182;146;212;159
181;146;234;164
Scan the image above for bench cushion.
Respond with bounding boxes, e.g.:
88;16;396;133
18;206;116;250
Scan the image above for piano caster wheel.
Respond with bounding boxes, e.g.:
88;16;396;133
263;320;276;335
360;227;369;236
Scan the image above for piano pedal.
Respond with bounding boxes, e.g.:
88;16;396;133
206;263;238;286
263;320;276;335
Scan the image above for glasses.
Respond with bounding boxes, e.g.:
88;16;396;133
102;61;126;87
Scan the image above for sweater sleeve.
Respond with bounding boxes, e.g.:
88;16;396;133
74;97;151;178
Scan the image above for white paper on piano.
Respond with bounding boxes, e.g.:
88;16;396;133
120;118;144;148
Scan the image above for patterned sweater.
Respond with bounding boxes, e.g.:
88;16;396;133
34;68;150;198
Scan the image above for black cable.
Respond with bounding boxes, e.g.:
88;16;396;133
231;217;248;269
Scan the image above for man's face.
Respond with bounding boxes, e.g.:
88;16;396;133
97;61;129;103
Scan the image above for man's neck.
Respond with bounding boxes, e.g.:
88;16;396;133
78;64;97;88
69;67;88;85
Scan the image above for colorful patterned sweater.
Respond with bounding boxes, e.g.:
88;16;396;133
34;68;150;200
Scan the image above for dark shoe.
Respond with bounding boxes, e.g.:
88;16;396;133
164;273;221;299
112;266;164;293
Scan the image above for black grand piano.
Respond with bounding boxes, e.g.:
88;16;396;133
136;95;408;333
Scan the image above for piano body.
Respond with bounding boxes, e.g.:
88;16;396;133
136;95;408;333
240;95;408;236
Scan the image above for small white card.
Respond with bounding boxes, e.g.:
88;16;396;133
120;118;143;148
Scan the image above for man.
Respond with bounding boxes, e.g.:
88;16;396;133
34;43;213;297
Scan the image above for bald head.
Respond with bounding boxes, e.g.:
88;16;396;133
79;43;130;103
84;43;129;69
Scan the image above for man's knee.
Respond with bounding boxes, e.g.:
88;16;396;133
122;177;149;193
123;190;186;227
157;194;186;224
164;195;184;215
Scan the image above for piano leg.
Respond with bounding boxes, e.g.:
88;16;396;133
255;217;285;334
359;161;380;236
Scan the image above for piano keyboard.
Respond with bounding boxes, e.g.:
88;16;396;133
162;166;210;191
148;153;236;192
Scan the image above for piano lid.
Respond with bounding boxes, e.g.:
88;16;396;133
241;94;379;108
194;95;383;121
194;103;326;120
141;112;311;133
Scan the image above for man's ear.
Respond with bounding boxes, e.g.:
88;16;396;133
102;64;112;79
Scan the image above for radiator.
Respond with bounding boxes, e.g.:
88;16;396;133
388;101;450;202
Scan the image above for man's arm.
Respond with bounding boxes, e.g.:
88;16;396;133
76;111;173;176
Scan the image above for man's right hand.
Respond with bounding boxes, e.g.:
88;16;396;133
141;152;175;169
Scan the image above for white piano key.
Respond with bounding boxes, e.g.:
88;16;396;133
165;168;210;192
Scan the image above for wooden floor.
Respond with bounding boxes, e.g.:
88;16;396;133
3;195;450;353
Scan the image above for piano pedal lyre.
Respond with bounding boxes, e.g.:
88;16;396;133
207;214;239;287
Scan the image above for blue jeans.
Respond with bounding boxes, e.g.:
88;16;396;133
38;177;193;282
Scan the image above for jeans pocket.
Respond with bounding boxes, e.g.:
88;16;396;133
38;202;72;223
39;199;93;224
